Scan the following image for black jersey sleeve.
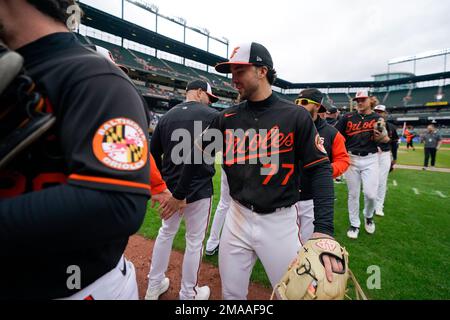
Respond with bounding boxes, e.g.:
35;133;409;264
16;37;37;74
307;161;335;236
172;113;222;200
297;110;329;169
334;115;348;137
389;123;399;142
150;120;164;171
297;110;334;236
60;74;151;195
0;184;147;253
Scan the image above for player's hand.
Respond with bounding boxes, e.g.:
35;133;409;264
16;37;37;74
151;188;172;208
310;232;344;282
373;128;382;140
374;129;389;143
159;196;186;220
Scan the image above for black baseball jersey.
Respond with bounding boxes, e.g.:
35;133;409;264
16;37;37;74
0;32;150;299
151;101;219;203
1;32;151;197
299;117;338;201
379;122;399;152
335;111;381;155
173;94;335;235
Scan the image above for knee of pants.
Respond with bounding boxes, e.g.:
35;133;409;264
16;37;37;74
221;284;248;300
157;225;179;240
348;190;360;200
364;190;377;202
185;231;205;250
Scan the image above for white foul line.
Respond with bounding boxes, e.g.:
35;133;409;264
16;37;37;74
435;191;447;198
393;180;398;187
412;188;420;195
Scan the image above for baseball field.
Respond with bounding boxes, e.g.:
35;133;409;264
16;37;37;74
140;146;450;300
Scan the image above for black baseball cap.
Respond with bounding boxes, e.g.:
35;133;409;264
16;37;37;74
327;106;338;114
296;88;327;113
186;80;219;103
215;42;273;74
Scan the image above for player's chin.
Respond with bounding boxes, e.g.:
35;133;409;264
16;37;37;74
238;90;247;100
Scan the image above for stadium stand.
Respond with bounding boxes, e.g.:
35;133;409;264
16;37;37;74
77;2;450;138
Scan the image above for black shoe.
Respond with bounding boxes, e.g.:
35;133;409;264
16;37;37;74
205;245;219;256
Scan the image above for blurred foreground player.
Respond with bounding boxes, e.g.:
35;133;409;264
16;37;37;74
0;0;151;299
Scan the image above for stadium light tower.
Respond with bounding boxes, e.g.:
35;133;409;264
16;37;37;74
221;37;230;59
174;16;188;64
387;48;450;78
201;28;211;52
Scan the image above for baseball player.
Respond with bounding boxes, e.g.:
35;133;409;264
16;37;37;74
161;42;343;299
372;105;398;216
146;80;219;300
204;167;231;256
295;89;350;242
369;95;379;110
325;106;341;127
390;126;400;172
205;96;245;256
335;91;390;239
0;0;151;299
404;126;416;151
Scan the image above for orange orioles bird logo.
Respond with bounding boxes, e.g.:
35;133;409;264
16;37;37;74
230;47;240;60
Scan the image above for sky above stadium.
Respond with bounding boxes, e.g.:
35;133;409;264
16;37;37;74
80;0;450;83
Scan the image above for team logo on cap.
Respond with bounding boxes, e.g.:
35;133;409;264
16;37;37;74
93;118;148;171
230;47;240;60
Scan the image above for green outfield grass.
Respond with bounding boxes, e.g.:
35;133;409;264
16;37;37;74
397;145;450;168
140;164;450;299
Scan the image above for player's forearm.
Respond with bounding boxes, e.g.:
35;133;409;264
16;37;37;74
0;185;147;253
332;158;350;178
308;162;335;236
331;134;350;178
150;154;167;195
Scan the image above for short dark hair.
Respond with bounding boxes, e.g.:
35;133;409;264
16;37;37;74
27;0;80;24
266;68;277;85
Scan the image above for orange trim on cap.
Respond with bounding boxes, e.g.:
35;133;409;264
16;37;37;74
69;174;151;192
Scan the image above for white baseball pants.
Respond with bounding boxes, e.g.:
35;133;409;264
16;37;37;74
206;168;231;252
374;151;391;214
296;199;315;244
148;197;212;300
219;200;301;300
345;153;379;228
60;255;138;300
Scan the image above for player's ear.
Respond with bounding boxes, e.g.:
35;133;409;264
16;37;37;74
257;66;268;79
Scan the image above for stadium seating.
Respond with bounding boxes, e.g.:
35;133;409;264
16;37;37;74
86;37;144;70
83;36;237;94
75;33;449;123
327;93;351;107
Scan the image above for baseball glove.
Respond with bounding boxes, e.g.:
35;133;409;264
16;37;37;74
375;118;388;138
272;238;350;300
0;45;55;169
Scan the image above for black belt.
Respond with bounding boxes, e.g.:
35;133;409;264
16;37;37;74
349;151;376;157
237;200;288;214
